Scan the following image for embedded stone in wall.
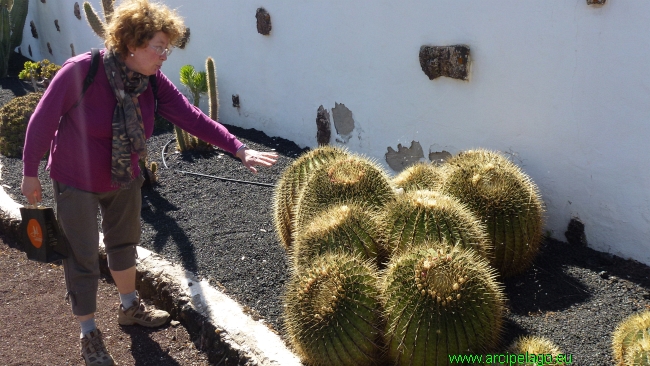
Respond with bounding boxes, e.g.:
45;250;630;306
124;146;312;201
70;43;76;57
54;19;60;32
256;8;272;35
30;21;38;39
419;45;470;81
385;141;425;172
74;2;81;20
232;94;240;108
565;217;587;246
332;102;354;137
586;0;606;4
47;43;52;55
316;105;331;146
179;27;191;49
429;150;452;165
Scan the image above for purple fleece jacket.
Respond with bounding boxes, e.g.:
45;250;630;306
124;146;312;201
23;50;244;192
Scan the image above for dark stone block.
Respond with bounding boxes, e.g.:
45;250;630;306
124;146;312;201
316;105;331;146
256;7;272;35
179;27;190;49
587;0;606;5
232;94;240;108
74;2;81;20
30;21;38;39
419;45;470;81
565;217;588;247
54;19;60;32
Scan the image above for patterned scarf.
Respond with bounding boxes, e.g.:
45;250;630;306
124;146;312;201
103;49;149;188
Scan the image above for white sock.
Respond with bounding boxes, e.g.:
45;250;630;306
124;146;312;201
80;318;97;337
119;290;138;310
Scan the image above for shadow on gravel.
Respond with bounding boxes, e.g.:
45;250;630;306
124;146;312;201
0;77;33;98
503;239;591;315
121;325;181;366
140;185;198;274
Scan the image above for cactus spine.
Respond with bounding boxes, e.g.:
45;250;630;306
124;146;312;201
0;0;27;78
391;162;445;192
612;310;650;365
292;203;385;269
295;155;395;232
272;146;349;250
382;243;504;365
284;253;383;366
440;149;544;278
382;189;492;262
509;335;565;365
625;338;650;366
206;57;219;121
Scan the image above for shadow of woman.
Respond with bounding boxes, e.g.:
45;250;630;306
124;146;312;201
140;185;198;274
121;325;183;366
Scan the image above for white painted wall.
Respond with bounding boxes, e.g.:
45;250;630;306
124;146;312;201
19;0;650;265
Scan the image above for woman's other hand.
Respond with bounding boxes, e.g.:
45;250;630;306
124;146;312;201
236;147;279;174
21;176;42;205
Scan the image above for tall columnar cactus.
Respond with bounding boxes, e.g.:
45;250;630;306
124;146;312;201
292;203;385;270
440;149;544;278
382;189;492;263
0;0;28;78
206;57;219;121
83;0;113;39
391;162;445;192
295;154;395;232
283;253;383;366
272;145;349;250
612;310;650;366
508;336;565;365
382;243;504;365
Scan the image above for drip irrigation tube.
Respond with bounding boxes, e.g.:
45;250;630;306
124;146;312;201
161;138;276;188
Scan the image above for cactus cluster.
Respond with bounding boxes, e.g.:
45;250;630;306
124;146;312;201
284;253;383;366
382;243;504;365
0;0;28;78
440;149;544;278
18;59;61;90
613;310;650;366
277;146;548;365
0;92;43;157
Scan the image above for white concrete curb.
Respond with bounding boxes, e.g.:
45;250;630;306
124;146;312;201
0;162;301;366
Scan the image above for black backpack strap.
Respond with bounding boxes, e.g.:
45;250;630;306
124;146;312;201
73;48;101;108
149;74;158;113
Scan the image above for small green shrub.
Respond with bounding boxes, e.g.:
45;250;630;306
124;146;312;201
0;91;43;157
18;59;62;89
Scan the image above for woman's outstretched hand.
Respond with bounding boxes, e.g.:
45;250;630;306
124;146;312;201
236;147;279;174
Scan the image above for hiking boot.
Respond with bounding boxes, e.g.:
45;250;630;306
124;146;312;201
80;329;115;366
118;293;170;327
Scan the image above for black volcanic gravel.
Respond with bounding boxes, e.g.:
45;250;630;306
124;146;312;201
2;78;650;365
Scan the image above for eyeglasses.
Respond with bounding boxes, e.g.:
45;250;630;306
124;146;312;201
149;45;173;57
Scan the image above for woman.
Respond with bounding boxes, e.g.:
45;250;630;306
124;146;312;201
20;1;277;365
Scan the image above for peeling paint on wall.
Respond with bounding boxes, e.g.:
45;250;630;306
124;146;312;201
74;2;81;20
316;105;331;146
385;141;424;172
429;150;452;165
70;43;75;57
332;102;354;141
586;0;606;5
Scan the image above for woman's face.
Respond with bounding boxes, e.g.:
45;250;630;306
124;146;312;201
125;31;170;76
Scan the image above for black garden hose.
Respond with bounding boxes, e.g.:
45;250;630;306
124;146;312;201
161;138;275;188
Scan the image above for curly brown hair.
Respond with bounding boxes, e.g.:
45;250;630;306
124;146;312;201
104;0;185;57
